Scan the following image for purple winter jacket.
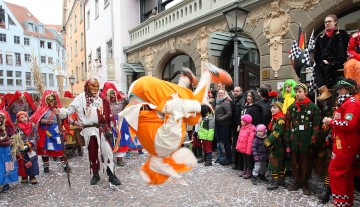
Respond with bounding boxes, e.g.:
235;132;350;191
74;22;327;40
236;124;256;155
252;135;269;161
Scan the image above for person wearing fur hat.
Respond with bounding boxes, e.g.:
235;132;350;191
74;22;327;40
14;111;39;185
264;102;286;190
323;78;360;207
285;83;321;195
236;114;256;179
0;110;18;192
251;124;269;185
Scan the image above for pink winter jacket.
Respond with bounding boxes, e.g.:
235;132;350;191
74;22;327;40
236;124;256;155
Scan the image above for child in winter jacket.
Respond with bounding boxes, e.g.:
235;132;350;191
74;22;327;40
251;124;269;185
197;105;215;166
236;114;256;179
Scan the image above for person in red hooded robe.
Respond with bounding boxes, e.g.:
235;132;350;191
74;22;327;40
29;90;69;173
7;91;36;123
101;82;130;166
0;110;18;192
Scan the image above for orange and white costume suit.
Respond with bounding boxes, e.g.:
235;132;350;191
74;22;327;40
118;66;230;185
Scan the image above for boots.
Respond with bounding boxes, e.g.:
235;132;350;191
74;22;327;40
243;170;252;179
192;146;198;158
266;177;279;190
30;176;38;185
318;186;331;203
204;153;212;166
90;173;100;185
251;176;258;185
277;175;285;187
302;181;311;195
197;148;203;159
288;180;302;191
317;85;332;101
43;166;49;173
259;174;268;182
109;175;121;185
239;170;246;177
21;176;28;184
197;156;204;163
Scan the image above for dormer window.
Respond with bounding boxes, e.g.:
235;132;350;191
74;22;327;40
38;25;44;34
28;23;34;32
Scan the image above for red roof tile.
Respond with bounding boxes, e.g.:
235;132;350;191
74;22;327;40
5;2;55;39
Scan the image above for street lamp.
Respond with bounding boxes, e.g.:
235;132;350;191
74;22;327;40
68;75;75;93
223;3;249;87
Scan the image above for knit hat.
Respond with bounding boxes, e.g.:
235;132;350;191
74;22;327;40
256;124;267;133
16;111;28;119
241;114;252;124
296;83;308;92
271;102;283;111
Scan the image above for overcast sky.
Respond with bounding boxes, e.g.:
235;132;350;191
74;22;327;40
5;0;63;25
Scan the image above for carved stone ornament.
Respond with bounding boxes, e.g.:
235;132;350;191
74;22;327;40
263;1;290;77
139;47;155;76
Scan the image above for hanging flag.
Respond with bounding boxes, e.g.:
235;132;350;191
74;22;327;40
301;29;315;66
288;40;301;60
307;29;315;50
298;23;305;49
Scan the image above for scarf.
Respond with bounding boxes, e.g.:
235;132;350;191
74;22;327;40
17;121;32;135
295;96;311;112
325;29;335;37
337;93;351;107
216;97;225;105
268;111;285;130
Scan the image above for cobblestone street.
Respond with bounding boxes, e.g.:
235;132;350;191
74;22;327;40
1;150;358;207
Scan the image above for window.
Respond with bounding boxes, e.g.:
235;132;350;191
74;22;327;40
0;51;2;64
95;0;99;18
40;40;45;48
80;4;83;22
74;15;77;31
0;70;3;85
41;56;46;64
25;72;31;86
42;73;47;86
6;53;12;65
24;37;30;46
28;23;34;32
15;53;21;66
38;25;44;34
15;71;22;86
7;71;13;86
14;36;20;44
0;33;6;42
104;0;110;8
49;74;54;87
81;62;85;80
75;40;78;56
47;42;52;49
25;54;31;62
80;33;84;50
87;10;90;29
0;7;5;29
107;40;113;59
96;47;101;63
48;57;53;64
76;66;79;82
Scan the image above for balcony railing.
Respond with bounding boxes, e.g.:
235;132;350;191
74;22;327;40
129;0;237;47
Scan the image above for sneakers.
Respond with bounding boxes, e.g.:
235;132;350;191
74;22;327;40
30;176;38;185
1;184;10;192
117;159;125;166
204;63;233;86
125;151;131;159
90;174;100;185
251;176;258;185
109;175;121;185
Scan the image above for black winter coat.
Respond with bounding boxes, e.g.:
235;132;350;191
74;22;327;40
252;135;269;161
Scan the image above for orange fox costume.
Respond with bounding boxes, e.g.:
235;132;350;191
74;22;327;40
118;65;231;185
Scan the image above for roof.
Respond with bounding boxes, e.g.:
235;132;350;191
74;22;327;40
5;2;55;40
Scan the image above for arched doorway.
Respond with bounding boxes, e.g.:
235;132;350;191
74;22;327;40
209;32;260;92
162;54;196;85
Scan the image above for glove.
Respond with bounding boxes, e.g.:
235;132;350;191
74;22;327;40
25;161;32;169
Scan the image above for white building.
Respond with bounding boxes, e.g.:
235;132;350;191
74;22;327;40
0;0;66;95
84;0;140;92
